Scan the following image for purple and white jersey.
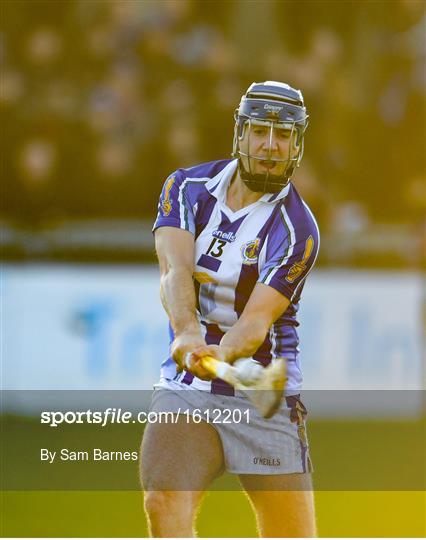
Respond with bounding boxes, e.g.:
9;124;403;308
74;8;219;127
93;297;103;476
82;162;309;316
153;159;320;396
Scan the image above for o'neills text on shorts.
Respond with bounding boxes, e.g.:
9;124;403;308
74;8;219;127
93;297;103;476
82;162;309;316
253;456;281;466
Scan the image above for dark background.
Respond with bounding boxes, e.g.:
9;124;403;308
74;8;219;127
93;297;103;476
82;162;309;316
1;0;425;266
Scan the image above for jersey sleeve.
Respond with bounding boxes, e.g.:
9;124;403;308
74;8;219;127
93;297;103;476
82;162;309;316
152;172;196;234
259;220;320;301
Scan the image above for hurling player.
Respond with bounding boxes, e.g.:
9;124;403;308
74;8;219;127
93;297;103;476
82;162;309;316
141;81;320;537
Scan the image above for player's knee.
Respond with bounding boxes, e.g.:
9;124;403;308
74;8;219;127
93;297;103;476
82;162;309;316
144;491;194;522
144;491;170;520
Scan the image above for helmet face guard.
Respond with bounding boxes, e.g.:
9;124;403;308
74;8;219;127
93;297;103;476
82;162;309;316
232;81;309;193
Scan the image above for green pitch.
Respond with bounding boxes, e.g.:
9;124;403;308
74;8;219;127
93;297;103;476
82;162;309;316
2;490;425;537
1;417;425;537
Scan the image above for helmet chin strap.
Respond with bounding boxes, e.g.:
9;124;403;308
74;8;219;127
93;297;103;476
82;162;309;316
238;159;291;193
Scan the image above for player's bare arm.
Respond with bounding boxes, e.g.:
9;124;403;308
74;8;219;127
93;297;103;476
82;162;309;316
155;226;207;372
221;283;290;362
192;283;290;364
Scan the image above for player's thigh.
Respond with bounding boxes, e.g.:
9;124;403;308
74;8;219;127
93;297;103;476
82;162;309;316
239;471;313;492
141;415;225;491
239;473;316;535
239;471;314;508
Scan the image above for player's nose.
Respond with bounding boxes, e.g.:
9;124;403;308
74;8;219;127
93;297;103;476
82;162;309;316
261;132;281;153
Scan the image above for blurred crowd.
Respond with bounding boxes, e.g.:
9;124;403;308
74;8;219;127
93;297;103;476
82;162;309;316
1;0;425;233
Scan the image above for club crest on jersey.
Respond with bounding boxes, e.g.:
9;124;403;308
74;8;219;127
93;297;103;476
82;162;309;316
160;175;175;217
241;238;260;265
286;235;314;283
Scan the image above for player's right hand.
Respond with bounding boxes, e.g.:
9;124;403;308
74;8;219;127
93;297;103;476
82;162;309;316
182;352;214;381
170;332;206;374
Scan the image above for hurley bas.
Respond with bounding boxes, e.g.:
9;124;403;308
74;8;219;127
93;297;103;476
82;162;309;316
41;448;138;463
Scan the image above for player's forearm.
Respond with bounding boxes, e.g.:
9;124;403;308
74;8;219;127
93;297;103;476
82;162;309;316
160;268;201;337
220;316;270;363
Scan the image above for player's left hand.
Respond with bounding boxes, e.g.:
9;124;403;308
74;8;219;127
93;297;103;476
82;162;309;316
186;344;231;380
191;344;226;363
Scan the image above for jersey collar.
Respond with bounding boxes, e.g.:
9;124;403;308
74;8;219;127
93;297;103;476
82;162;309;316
205;159;291;203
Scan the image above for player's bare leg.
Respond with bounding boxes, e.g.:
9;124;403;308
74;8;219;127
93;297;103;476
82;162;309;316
140;415;224;537
239;473;317;537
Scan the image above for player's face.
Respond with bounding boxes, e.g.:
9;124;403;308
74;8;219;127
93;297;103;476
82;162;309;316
239;121;299;176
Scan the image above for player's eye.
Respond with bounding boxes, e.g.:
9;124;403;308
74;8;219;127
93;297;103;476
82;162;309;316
277;130;291;139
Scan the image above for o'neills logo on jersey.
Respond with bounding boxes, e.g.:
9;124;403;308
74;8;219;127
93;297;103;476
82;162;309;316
212;229;236;243
160;175;175;217
241;238;260;265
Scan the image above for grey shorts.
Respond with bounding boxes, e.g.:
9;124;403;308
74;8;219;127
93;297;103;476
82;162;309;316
150;380;313;475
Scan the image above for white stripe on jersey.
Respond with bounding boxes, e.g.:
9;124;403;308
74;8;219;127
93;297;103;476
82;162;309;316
269;324;278;358
258;234;268;271
263;205;296;287
178;177;209;229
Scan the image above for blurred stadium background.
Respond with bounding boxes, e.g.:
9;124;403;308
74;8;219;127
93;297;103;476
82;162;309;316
1;0;425;537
